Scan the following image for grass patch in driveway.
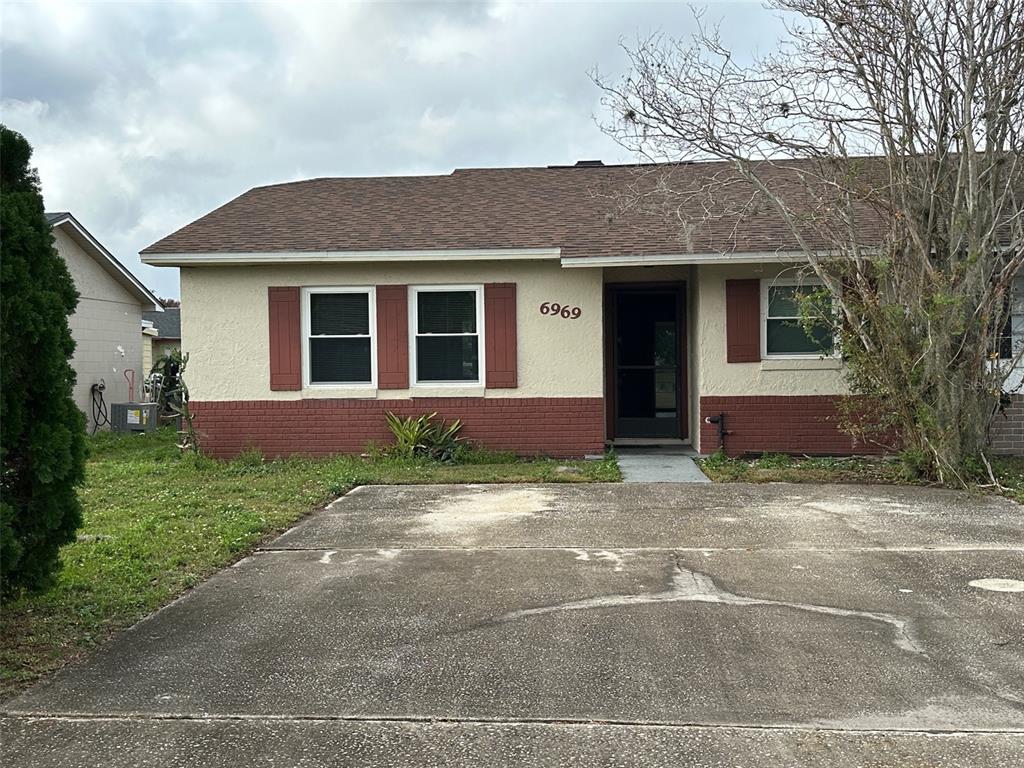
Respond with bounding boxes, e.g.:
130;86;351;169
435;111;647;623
697;451;1024;503
0;429;619;698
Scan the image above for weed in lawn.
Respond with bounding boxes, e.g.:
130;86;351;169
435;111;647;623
699;451;750;481
697;450;1023;500
754;452;794;469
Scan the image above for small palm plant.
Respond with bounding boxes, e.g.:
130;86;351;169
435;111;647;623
384;411;464;462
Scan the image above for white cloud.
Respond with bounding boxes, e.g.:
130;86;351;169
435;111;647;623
1;1;786;298
407;20;491;65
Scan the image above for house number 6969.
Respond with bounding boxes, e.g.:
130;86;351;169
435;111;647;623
539;302;582;319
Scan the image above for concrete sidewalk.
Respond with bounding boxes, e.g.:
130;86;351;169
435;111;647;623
616;449;711;482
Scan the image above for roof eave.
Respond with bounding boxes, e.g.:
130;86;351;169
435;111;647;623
140;247;562;266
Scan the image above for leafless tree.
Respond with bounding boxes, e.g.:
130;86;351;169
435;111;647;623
595;0;1024;483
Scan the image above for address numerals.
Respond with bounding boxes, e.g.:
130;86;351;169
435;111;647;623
539;302;582;319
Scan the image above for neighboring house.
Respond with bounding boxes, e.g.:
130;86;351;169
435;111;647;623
140;161;1023;458
48;212;162;429
141;319;159;373
142;306;182;371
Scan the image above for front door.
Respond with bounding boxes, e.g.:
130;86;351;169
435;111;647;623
612;288;684;439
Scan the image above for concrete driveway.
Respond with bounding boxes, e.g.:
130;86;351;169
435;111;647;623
4;482;1023;766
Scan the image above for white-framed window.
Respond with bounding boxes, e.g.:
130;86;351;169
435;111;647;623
761;278;837;358
302;287;376;386
997;275;1024;362
410;285;484;385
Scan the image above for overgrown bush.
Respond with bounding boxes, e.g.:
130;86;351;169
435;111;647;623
384;412;464;462
148;352;182;419
0;125;87;593
161;350;197;453
597;0;1024;484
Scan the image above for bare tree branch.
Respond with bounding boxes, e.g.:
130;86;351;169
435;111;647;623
594;0;1024;482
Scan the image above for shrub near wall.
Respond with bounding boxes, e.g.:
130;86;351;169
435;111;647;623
0;125;86;592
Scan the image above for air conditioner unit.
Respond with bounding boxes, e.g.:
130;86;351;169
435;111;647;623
111;402;159;433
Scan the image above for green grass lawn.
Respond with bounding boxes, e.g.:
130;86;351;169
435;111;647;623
697;451;1024;503
0;429;619;698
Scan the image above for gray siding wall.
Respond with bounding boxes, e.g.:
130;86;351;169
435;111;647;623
54;228;144;429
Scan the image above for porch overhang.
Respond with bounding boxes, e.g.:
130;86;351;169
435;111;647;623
561;251;821;268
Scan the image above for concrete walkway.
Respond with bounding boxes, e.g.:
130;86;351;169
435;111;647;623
616;449;711;482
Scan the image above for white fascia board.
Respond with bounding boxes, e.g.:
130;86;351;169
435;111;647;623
52;215;164;311
141;247;562;266
560;251;829;268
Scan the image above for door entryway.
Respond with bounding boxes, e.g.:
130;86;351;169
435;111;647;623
608;285;687;440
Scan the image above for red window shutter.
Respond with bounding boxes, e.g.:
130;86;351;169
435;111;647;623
484;283;518;388
268;286;302;390
376;285;409;389
725;279;761;363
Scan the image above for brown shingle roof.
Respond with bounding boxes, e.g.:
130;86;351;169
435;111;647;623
142;160;884;258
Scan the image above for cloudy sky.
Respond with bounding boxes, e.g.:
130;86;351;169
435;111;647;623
2;1;784;299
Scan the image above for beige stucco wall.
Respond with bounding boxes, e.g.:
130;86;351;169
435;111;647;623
143;333;154;374
142;334;178;374
152;338;181;362
694;262;848;399
180;260;604;402
55;228;144;425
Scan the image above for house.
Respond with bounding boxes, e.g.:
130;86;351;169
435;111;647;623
48;212;163;429
142;305;181;371
140;161;1024;458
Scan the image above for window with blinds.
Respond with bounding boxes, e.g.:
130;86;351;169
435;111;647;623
305;289;374;385
763;280;835;357
412;287;482;383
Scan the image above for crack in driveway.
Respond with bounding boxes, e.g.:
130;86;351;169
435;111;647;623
496;558;925;655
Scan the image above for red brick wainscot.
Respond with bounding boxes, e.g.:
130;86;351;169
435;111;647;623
191;397;606;459
699;396;887;457
990;394;1024;456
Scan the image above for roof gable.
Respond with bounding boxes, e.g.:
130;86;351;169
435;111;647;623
48;213;162;310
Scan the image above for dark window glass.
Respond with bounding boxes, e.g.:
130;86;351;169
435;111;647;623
766;285;833;355
766;319;834;355
994;292;1020;360
767;286;802;316
615;293;676;367
310;338;371;383
654;322;677;367
998;315;1013;360
417;336;479;381
311;293;369;336
617;369;655;418
417;291;476;334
